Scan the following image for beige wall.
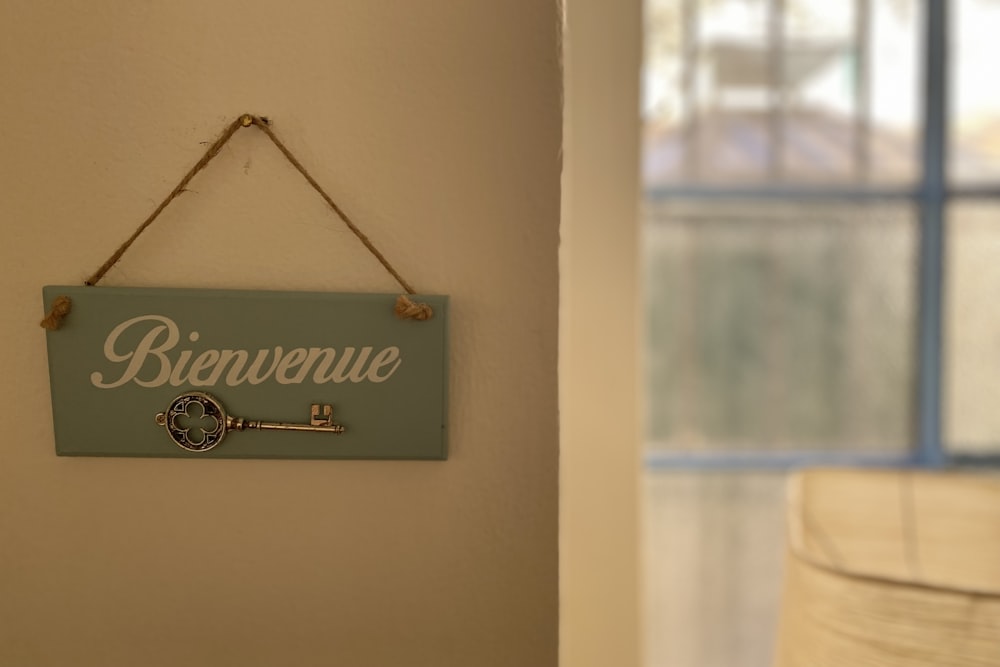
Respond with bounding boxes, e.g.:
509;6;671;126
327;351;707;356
560;0;643;666
0;3;560;666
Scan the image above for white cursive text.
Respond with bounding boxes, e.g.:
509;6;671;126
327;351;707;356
90;315;402;389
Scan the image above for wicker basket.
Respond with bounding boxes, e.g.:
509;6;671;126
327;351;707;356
774;469;1000;667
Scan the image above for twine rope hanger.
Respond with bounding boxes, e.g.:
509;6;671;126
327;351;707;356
40;114;433;330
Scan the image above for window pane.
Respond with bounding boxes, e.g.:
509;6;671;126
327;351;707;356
643;472;787;667
643;0;920;187
946;202;1000;452
644;201;916;452
951;0;1000;184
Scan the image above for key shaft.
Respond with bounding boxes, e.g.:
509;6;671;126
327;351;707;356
229;417;345;434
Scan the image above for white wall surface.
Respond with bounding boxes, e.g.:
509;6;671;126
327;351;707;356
0;3;561;666
560;0;643;666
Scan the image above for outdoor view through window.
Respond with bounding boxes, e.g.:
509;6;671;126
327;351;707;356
641;1;1000;666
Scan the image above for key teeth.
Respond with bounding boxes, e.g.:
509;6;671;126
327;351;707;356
310;403;336;427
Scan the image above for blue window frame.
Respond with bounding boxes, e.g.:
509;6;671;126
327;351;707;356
644;0;1000;471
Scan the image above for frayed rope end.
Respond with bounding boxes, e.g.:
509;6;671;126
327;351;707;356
394;294;433;321
40;295;72;330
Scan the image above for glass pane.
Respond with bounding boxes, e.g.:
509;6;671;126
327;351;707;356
946;202;1000;452
643;0;920;187
643;472;787;667
951;0;1000;184
644;201;916;452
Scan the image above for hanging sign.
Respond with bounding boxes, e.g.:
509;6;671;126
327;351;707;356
42;285;448;459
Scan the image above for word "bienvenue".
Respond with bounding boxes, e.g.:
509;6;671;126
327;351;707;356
91;315;402;389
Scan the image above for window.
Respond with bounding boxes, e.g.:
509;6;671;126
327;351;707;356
641;1;1000;665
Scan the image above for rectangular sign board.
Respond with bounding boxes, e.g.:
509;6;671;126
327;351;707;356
42;286;448;459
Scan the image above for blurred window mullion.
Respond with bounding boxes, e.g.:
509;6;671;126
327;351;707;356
681;0;700;179
768;0;786;179
915;0;947;466
854;0;872;181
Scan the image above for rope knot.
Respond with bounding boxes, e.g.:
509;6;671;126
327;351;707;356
40;295;72;330
395;294;434;321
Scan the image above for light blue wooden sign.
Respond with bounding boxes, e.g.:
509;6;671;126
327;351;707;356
42;286;448;459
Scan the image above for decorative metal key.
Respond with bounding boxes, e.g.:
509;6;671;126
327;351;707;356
154;391;345;452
